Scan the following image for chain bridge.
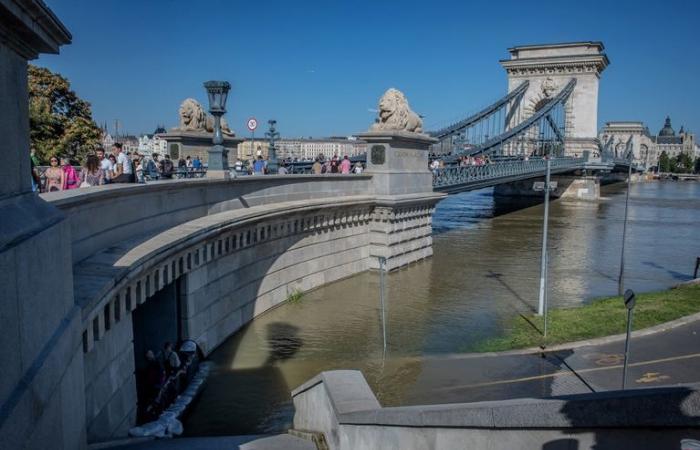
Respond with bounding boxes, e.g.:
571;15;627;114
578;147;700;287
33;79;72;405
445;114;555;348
2;14;651;449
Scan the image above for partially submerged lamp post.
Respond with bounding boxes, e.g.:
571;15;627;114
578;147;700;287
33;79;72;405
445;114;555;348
204;80;231;179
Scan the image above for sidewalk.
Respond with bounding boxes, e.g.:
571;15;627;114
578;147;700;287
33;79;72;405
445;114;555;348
403;319;700;405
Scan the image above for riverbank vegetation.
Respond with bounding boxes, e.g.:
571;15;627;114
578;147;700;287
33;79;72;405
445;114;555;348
471;283;700;352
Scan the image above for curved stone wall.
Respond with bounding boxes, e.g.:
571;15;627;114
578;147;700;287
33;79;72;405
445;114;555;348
42;176;440;442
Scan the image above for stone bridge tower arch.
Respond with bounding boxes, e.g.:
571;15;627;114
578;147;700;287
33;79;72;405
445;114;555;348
500;42;609;156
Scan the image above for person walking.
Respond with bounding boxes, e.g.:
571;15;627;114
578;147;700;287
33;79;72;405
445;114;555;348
312;158;322;175
192;156;202;171
61;157;80;190
96;147;113;184
253;155;265;175
44;156;63;192
159;154;174;179
340;155;351;174
111;143;134;183
79;154;104;187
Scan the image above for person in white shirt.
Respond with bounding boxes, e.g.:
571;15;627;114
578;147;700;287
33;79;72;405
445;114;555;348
96;147;114;184
112;143;134;183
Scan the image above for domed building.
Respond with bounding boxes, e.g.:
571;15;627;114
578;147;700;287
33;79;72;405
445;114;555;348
599;116;695;169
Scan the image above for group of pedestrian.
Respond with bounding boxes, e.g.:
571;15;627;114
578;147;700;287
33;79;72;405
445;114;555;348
33;144;205;192
138;341;198;423
310;154;364;175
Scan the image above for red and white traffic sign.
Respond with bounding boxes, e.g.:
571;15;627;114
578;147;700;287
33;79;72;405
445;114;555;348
247;117;258;131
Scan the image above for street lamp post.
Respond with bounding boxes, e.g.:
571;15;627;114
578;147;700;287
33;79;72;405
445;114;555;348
618;151;633;296
533;157;558;338
265;119;280;174
203;80;231;179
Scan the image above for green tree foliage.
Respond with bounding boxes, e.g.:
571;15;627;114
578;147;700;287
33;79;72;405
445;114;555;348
28;65;102;164
675;152;694;174
658;151;670;172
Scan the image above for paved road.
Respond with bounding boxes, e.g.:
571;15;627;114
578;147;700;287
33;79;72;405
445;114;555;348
403;319;700;405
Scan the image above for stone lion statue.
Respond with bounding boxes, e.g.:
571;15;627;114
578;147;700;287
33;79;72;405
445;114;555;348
541;77;558;98
370;88;423;133
175;98;234;135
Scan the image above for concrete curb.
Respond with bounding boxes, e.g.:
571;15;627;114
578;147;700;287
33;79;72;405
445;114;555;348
431;282;700;360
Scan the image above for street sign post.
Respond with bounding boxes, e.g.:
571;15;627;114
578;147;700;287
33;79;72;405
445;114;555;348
622;288;636;389
247;117;258;160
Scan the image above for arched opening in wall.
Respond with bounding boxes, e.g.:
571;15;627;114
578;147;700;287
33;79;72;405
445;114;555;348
131;276;189;424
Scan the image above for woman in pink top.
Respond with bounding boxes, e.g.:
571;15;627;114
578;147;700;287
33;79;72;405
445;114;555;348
61;157;80;190
340;155;352;174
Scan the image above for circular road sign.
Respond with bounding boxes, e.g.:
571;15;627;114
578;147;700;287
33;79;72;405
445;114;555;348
247;117;258;131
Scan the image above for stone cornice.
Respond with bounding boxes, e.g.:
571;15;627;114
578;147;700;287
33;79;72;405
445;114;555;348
0;0;71;59
500;54;609;77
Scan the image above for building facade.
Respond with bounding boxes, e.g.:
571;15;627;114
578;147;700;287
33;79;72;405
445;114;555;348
599;116;695;169
138;126;169;156
237;137;367;162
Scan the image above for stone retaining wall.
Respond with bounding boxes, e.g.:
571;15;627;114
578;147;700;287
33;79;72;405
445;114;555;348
42;176;441;442
292;370;700;450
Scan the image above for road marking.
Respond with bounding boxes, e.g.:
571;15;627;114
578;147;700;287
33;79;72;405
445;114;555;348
434;352;700;392
636;372;671;383
593;353;624;366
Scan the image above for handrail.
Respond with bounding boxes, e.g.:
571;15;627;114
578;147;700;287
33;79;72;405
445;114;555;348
432;156;584;189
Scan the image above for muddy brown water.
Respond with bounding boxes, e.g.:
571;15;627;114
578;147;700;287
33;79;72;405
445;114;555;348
183;181;700;436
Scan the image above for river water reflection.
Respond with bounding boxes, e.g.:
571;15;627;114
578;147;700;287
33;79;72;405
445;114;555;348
184;181;700;436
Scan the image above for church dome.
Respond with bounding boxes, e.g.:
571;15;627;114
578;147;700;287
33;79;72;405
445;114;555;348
658;116;675;137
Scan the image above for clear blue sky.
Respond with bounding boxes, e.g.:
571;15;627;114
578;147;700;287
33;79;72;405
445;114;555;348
37;0;700;138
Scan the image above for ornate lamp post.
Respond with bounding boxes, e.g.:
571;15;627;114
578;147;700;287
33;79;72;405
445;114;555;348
203;80;231;179
265;119;280;174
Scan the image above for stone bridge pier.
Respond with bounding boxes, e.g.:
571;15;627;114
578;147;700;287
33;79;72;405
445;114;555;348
359;130;445;271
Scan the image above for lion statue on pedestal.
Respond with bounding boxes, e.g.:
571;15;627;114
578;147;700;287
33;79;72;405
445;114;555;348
175;98;234;135
370;88;423;133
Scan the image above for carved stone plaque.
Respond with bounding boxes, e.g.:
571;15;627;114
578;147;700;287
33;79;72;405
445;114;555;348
371;145;385;165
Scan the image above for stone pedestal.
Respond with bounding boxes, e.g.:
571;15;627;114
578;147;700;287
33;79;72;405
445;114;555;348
159;131;241;166
358;131;445;270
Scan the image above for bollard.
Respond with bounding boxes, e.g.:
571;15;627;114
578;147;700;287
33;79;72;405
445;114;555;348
622;289;636;390
378;256;387;355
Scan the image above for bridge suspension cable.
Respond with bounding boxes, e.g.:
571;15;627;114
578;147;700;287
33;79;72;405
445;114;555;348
430;79;576;160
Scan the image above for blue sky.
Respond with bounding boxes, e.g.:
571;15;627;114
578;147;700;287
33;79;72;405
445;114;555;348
37;0;700;138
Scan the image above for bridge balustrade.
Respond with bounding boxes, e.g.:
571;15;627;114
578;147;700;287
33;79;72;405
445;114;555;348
432;157;585;189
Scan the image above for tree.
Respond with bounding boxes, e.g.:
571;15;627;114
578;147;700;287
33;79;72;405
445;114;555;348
658;151;670;173
28;65;102;163
676;152;694;174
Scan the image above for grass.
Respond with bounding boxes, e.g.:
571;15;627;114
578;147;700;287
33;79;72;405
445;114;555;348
470;283;700;353
286;288;304;304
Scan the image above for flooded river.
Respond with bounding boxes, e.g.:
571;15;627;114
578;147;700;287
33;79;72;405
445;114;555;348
184;181;700;436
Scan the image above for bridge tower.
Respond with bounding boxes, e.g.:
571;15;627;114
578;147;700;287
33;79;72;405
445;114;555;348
500;42;609;157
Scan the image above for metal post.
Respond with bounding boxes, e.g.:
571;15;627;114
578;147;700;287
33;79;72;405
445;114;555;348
379;257;387;354
537;158;551;323
618;161;633;296
622;306;634;389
